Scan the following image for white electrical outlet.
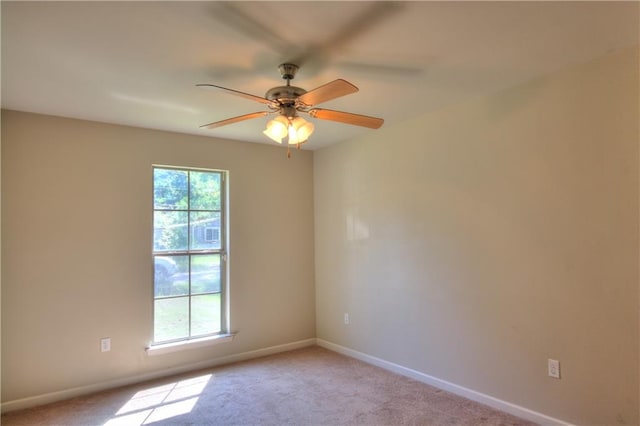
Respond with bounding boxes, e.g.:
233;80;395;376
548;359;560;378
344;313;350;325
101;337;111;353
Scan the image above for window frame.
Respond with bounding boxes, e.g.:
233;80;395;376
150;165;228;347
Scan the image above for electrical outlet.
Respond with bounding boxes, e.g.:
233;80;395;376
101;337;111;353
344;313;350;325
548;359;560;378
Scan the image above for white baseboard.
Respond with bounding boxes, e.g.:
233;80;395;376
2;337;573;424
317;339;572;426
1;338;317;413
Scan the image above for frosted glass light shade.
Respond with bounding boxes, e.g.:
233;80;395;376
288;117;314;145
263;116;289;143
264;115;314;146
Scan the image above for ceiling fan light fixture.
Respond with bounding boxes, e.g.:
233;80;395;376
263;115;289;143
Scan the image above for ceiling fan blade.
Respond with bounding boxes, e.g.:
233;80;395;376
287;2;404;74
209;2;293;56
337;60;424;77
321;2;403;57
196;84;273;105
200;111;269;130
309;109;384;129
298;79;358;107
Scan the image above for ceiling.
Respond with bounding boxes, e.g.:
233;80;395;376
2;1;638;150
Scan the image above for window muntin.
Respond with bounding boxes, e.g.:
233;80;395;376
152;166;226;344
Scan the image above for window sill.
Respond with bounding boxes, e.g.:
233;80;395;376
146;333;235;356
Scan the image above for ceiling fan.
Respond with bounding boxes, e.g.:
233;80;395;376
197;63;384;155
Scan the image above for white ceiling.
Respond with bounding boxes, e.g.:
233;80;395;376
2;1;638;150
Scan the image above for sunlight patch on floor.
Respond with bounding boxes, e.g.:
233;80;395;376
103;374;212;425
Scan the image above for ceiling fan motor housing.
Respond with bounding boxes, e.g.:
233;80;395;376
265;85;307;107
265;63;309;117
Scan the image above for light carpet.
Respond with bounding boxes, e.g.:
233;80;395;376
1;346;537;425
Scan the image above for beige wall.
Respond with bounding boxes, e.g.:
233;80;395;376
2;47;639;423
1;111;316;402
314;47;639;425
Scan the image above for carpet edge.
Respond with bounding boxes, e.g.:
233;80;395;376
317;338;573;426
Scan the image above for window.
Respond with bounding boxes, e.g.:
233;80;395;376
152;166;226;344
204;227;219;243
